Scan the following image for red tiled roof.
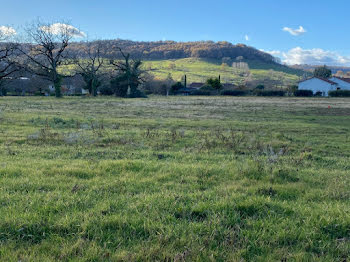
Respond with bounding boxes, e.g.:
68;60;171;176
299;77;337;85
333;76;350;83
189;82;204;88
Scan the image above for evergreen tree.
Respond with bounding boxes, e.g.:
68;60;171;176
206;77;222;90
110;47;145;97
313;65;332;78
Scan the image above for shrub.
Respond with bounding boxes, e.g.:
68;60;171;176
288;85;298;92
206;77;222;90
255;84;265;90
142;78;174;95
329;90;350;97
221;90;248;96
189;90;211;96
294;90;313;97
256;90;286;96
171;82;184;92
99;86;114;96
128;89;148;98
200;85;216;91
34;91;45;96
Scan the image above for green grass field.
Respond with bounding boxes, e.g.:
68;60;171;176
141;58;301;85
61;58;302;87
0;96;349;261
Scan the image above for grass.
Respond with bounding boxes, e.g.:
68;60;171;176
0;96;349;261
142;58;301;85
61;57;301;86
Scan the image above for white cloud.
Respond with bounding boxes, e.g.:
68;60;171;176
0;26;16;37
261;47;350;66
282;47;350;66
245;35;250;41
282;26;306;36
40;23;86;38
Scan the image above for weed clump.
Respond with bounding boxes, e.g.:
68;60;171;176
272;168;299;183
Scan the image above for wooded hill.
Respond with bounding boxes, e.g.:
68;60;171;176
69;40;276;62
66;39;304;76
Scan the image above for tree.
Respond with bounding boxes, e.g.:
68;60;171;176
0;28;19;96
165;73;175;96
335;70;344;77
288;85;298;93
75;42;104;96
19;21;82;97
181;75;187;88
206;77;222;90
110;47;145;97
313;65;332;78
221;63;228;71
168;63;176;70
170;82;184;94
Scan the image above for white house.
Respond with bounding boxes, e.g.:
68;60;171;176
329;76;350;90
298;77;338;96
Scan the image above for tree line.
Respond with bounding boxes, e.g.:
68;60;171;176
68;40;278;62
0;20;149;97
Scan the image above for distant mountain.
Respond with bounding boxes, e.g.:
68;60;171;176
291;64;350;74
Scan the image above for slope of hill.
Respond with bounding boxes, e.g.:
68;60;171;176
140;58;301;86
11;39;306;87
70;40;277;62
69;39;304;74
62;40;307;87
59;57;302;87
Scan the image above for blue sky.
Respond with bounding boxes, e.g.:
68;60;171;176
1;0;350;65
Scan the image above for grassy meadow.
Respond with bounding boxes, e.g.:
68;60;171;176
61;58;301;86
141;58;300;84
0;96;349;261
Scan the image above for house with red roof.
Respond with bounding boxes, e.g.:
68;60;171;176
188;82;204;89
329;76;350;90
298;77;338;96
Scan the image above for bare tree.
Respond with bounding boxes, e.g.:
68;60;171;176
19;21;81;97
75;42;104;96
0;28;19;96
165;73;175;96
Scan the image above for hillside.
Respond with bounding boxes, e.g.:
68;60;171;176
141;58;301;86
59;57;302;88
70;40;278;62
67;40;305;84
62;40;306;87
11;39;306;88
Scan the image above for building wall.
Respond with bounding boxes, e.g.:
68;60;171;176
329;77;350;90
298;78;337;96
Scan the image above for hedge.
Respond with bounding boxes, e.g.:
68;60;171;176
294;90;314;97
189;90;211;96
220;90;248;96
256;90;286;96
329;90;350;97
